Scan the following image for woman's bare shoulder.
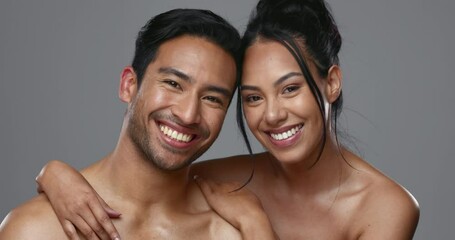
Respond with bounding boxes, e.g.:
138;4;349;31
360;170;419;218
346;152;420;239
349;153;418;207
190;152;268;182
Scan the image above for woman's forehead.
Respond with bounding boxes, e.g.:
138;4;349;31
242;41;302;83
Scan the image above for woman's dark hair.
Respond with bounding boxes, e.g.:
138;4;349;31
237;0;343;164
132;9;242;88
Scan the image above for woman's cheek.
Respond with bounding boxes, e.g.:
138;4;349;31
244;106;266;143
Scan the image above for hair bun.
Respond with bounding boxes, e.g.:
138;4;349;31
256;0;326;18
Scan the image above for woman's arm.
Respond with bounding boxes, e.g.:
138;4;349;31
35;160;121;240
194;176;279;240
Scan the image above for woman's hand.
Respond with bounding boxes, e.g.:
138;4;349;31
194;176;278;240
35;160;121;240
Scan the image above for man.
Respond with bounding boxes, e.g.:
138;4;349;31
0;9;243;239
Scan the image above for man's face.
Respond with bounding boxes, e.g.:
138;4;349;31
125;35;237;171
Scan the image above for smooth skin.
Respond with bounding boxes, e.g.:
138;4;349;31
0;36;276;240
194;40;420;239
27;40;418;239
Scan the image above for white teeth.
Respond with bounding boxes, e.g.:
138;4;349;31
159;125;193;143
270;125;302;141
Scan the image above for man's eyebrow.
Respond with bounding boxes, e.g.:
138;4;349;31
159;67;231;97
241;72;303;91
206;85;232;98
158;67;192;82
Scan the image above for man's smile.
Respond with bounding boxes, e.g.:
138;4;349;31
159;124;194;143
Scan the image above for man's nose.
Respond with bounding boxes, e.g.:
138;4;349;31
171;95;201;125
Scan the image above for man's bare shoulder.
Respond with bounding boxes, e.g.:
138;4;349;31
0;194;67;240
180;205;242;240
207;213;242;240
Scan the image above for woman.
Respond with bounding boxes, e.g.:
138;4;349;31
36;0;420;239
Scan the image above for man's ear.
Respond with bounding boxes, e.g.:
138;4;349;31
325;65;342;104
119;66;138;103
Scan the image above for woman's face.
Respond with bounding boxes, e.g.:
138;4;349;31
241;40;340;165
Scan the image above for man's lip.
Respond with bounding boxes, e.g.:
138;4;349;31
156;120;199;136
156;120;201;148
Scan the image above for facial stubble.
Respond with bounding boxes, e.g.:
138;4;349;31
126;96;210;171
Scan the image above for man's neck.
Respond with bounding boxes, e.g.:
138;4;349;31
83;129;192;211
79;130;240;239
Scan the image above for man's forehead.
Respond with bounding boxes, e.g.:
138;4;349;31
156;35;221;58
147;35;237;87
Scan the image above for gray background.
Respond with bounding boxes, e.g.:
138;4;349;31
1;0;453;239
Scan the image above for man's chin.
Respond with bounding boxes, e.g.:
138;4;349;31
146;142;209;172
148;155;196;172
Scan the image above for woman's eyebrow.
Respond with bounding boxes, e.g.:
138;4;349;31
241;72;303;91
273;72;302;87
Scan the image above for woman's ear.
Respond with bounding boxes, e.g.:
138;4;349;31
325;65;342;103
119;66;138;103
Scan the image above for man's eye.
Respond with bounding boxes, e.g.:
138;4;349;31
245;95;262;102
283;85;300;94
164;80;181;89
204;96;223;105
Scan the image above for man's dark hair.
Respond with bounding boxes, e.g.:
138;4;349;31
132;9;242;87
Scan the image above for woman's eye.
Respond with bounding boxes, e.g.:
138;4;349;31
245;95;262;102
283;85;300;94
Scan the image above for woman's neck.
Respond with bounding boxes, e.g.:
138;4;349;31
268;137;351;197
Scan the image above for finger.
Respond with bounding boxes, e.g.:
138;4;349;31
89;198;121;240
73;214;102;240
36;181;44;193
61;219;81;240
193;175;214;195
194;176;224;208
96;193;121;218
79;208;111;240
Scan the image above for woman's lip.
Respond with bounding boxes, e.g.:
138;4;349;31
266;125;303;148
266;124;303;135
